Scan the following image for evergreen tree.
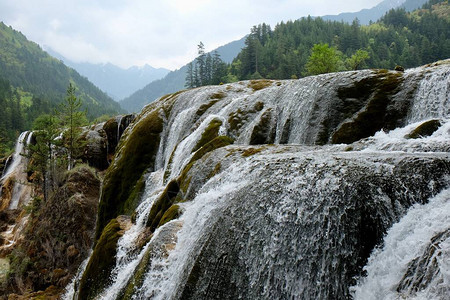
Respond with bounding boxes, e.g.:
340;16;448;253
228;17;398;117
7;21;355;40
58;83;87;169
27;114;60;201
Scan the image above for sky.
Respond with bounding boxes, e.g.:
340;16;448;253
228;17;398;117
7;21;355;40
0;0;384;70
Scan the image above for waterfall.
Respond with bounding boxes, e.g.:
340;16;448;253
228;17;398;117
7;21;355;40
351;188;450;300
69;61;450;299
407;63;450;122
117;115;124;143
1;131;29;181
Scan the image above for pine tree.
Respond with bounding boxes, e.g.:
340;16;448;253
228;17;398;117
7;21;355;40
58;83;87;170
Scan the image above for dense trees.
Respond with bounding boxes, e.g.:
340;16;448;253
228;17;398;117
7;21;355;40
227;0;449;80
185;42;228;88
26;84;87;200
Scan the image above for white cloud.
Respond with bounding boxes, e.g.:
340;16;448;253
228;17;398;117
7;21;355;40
0;0;383;69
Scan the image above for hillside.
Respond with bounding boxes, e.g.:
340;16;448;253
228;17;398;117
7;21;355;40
322;0;429;24
229;0;449;80
120;37;246;113
46;48;170;100
0;22;124;148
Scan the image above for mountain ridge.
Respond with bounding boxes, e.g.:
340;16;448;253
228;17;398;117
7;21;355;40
45;48;171;100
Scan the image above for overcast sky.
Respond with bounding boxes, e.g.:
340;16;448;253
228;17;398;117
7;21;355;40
0;0;384;70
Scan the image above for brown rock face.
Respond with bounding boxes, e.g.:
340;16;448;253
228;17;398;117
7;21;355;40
3;165;101;296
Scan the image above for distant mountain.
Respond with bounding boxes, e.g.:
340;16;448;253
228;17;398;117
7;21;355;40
321;0;429;24
0;22;124;146
46;48;170;100
120;37;246;113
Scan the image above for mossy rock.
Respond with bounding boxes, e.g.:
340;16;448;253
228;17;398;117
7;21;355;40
248;79;272;91
331;72;404;144
148;136;234;232
78;218;123;299
158;204;180;227
146;179;180;231
196;99;220;117
193;119;223;152
249;109;275;145
406;119;441;139
242;147;263;157
96;108;163;240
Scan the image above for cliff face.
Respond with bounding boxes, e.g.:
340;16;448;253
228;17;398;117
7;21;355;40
66;60;450;299
0;115;135;298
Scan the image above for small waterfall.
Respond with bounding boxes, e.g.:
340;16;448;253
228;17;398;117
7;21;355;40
407;63;450;122
351;188;450;300
116;115;123;143
136;164;251;299
1;131;29;181
8;131;33;209
92;170;165;299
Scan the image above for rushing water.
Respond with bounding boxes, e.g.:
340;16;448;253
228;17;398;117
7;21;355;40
66;61;450;299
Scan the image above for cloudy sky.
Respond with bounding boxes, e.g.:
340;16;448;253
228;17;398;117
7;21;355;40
0;0;384;70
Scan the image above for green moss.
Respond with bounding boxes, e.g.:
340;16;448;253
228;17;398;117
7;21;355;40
248;79;273;91
146;180;180;231
242;147;263;157
78;219;122;299
193;119;223;152
119;246;153;299
196;99;220;117
406;119;441;139
210;91;226;99
125;173;147;212
96;108;163;240
158;205;180;227
208;162;222;179
254;101;264;112
178;136;233;198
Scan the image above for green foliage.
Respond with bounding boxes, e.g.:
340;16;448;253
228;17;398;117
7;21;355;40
58;83;88;169
228;3;449;80
305;43;345;75
346;49;371;70
27;114;61;200
0;22;123;150
185;42;229;88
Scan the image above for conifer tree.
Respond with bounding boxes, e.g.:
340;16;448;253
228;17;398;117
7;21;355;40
58;83;87;170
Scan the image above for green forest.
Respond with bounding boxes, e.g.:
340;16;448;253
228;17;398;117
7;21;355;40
187;0;449;84
0;22;123;153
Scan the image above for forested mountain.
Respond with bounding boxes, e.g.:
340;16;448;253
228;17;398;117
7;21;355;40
120;37;246;113
230;0;449;80
0;22;124;150
47;48;170;100
321;0;428;24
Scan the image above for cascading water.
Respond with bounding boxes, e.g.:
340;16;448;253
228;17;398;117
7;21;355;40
351;188;450;300
1;131;29;181
68;61;450;299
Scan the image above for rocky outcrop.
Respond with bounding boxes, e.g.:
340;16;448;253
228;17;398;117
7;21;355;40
2;165;100;296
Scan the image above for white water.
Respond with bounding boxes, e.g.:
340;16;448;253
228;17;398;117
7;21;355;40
135;163;251;299
1;131;29;181
97;170;165;299
352;188;450;300
116;115;123;143
69;61;450;299
407;64;450;122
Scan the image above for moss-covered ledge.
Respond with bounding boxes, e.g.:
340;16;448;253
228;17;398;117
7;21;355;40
78;216;131;299
95;108;164;241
